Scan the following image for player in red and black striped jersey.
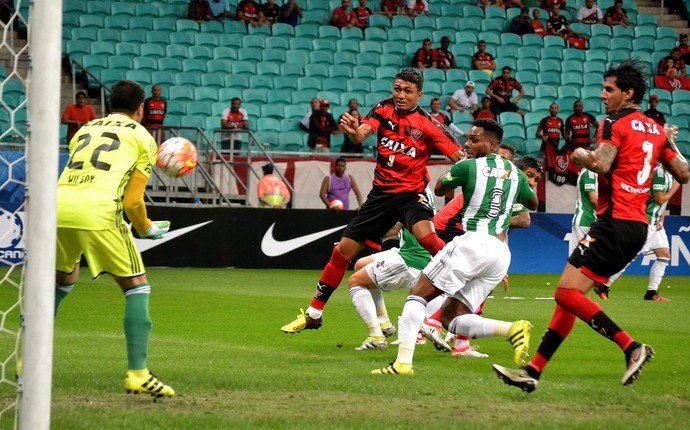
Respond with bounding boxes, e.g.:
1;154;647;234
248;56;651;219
472;40;496;74
281;68;463;334
643;95;666;127
411;39;434;70
486;66;525;115
353;0;372;29
495;59;690;393
565;100;599;150
142;84;167;143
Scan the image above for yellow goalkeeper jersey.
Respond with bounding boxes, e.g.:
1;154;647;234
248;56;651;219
57;113;157;230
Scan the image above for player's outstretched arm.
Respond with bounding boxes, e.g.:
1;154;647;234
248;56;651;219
509;211;531;229
124;170;170;239
339;112;372;144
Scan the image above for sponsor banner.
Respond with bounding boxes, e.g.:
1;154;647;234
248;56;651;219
652;76;690;92
508;213;690;276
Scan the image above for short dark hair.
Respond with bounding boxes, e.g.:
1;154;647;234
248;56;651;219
430;97;440;104
473;119;504;142
502;66;512;72
478;40;486;44
423;38;431;44
498;143;515;158
396;67;424;91
109;80;144;114
231;97;241;103
517;156;543;173
75;90;87;99
336;157;347;164
574;99;583;107
604;58;648;104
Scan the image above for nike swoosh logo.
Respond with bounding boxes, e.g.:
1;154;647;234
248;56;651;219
261;223;347;257
134;221;213;252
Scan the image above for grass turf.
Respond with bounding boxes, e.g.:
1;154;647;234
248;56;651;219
2;268;689;429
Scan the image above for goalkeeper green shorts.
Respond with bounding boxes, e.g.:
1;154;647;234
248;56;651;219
56;225;145;279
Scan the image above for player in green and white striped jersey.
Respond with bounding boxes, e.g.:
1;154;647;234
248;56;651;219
569;168;598;255
372;119;539;376
602;164;680;301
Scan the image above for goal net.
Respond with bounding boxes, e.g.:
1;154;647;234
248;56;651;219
0;1;62;429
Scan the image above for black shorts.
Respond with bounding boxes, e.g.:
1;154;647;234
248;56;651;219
568;216;647;284
342;190;434;246
493;102;520;114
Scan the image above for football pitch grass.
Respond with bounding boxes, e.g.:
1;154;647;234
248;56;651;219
2;268;689;429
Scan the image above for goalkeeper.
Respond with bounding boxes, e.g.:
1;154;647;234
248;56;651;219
55;80;174;398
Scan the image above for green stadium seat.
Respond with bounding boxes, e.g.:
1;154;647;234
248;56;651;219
515;70;537;85
278;63;303;78
201;73;224;89
539;59;561;73
145;31;169;45
100;69;125;87
110;2;135;16
445;69;468;83
182;59;206;73
265;36;289;51
277;132;305;151
192;33;217;47
672;90;690;104
523;111;544;128
650;88;671;104
158;58;182;73
485;6;505;19
388;28;411;42
249;75;274;90
218;87;243;102
312;38;335;53
350;65;374;80
481;18;504;33
634;13;656;27
463;5;484;17
170;32;194;46
518;46;540;60
496;45;518;59
538;71;560;85
376;66;398;80
105;55;134;71
316;25;339;41
129;17;154;31
541;47;562;60
152;17;177;32
86;1;110;16
413;15;435;31
432;30;455;44
582;99;603;115
166;100;186;116
342;27;363;40
125;70;151;86
544;35;565;48
207;59;233;73
103;15;129;30
305;64;328;78
346;78;369;93
340;91;365;106
78;15;105;31
283;105;305;119
632;39;654;54
654;39;676;53
581;86;600;100
364;27;387;42
116;42;141;58
218;34;242;49
656;27;676;40
174;72;200;87
500;33;522;47
608;50;630;63
256;61;281;76
271;23;295;38
366;92;389;105
294;24;319;39
369;14;391;28
468;70;491;84
96;29;120;43
165;45;188;60
133;56;157;72
495;58;516;71
169;86;194;101
317;90;340;104
499;112;522;126
262;48;286;63
176;19;199;33
610;38;632;52
278;118;298;133
212;47;237;61
243;88;268;104
478;32;500;47
583;73;603;87
521;34;543;47
380;53;402;67
258;117;281;132
297;77;322;91
558;86;580;99
392;15;414;29
435;17;458;31
410;29;432;43
570;23;590;36
535;85;557;99
231;61;256;76
504;124;525;139
194;87;218;102
239;47;263;63
244;34;267;49
590;24;611;37
361;40;385;54
64;0;86;14
189;46;213;61
322;77;347;91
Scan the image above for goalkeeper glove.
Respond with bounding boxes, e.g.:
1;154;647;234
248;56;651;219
139;221;171;240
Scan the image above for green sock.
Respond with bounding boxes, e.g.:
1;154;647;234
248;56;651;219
123;284;152;370
54;283;74;316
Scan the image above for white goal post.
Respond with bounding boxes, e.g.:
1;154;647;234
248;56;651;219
18;1;62;429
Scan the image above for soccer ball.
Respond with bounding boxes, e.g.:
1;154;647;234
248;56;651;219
329;199;344;211
157;137;198;178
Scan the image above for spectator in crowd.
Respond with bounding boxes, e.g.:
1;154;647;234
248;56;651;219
331;0;356;29
677;33;690;65
504;0;524;8
537;103;571;185
347;98;359;111
188;0;212;21
308;99;338;151
576;0;603;24
644;95;666;127
340;109;363;153
381;0;404;18
319;157;364;210
237;0;264;27
406;0;429;17
260;0;280;26
433;36;457;70
547;4;572;39
411;38;434;70
541;0;566;12
429;98;464;136
477;0;500;9
300;98;321;132
142;84;167;143
448;81;479;115
208;0;232;21
220;97;249;150
472;40;496;76
510;7;535;36
604;0;628;27
486;66;525;116
565;100;599;150
354;0;373;29
473;96;497;121
61;91;97;146
279;0;303;26
531;9;546;36
657;48;687;77
258;163;291;209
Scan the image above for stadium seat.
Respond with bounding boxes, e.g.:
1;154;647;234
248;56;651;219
500;33;522;47
206;59;232;74
189;46;213;61
365;27;388;42
656;27;677;41
329;64;352;79
585;50;608;65
305;64;328;78
321;77;346;92
174;72;200;87
200;73;224;89
392;15;414;28
352;65;376;80
523;112;544;128
182;59;206;73
279;63;303;78
250;75;274;90
535;86;557;99
369;15;391;28
499;112;522;126
169;86;194;101
129;17;154;31
133;56;157;72
176;19;199;33
239;47;263;63
86;1;110;17
342;27;363;40
517;46;540;60
387;28;411;42
522;34;544;47
274;75;299;91
231;61;256;76
539;59;561;73
538;71;560;85
256;61;280;77
335;39;358;53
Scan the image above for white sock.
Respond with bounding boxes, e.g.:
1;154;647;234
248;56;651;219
350;287;383;337
648;258;669;292
306;306;322;319
425;294;445;317
396;295;427;364
369;288;390;325
448;314;512;339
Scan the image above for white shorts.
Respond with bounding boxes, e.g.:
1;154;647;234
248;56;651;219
642;226;669;254
423;232;510;313
365;249;421;292
569;226;591;255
